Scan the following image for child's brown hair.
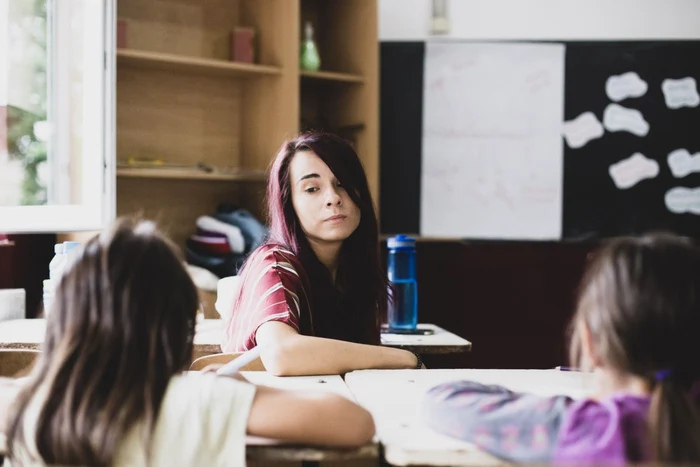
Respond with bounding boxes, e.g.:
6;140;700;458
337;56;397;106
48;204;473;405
570;233;700;462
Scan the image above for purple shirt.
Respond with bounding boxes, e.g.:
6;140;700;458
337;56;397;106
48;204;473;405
422;381;655;464
554;395;651;464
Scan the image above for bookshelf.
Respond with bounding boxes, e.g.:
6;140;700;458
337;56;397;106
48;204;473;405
117;49;283;78
116;0;378;248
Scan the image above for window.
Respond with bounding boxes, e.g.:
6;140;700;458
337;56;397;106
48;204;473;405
0;0;115;233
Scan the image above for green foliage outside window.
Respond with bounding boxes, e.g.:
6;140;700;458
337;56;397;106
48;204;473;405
6;0;47;206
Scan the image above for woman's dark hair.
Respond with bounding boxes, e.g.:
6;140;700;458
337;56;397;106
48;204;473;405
251;131;388;344
569;233;700;462
6;218;199;465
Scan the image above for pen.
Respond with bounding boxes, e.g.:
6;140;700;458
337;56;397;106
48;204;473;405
216;346;264;376
555;366;581;371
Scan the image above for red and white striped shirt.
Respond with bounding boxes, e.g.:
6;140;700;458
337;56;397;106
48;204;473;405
222;245;308;352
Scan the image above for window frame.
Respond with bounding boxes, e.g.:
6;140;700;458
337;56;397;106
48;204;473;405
0;0;115;234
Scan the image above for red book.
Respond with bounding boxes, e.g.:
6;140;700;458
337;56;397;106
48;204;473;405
117;20;128;48
230;27;255;63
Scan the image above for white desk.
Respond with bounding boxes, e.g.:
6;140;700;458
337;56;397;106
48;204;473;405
0;318;225;357
197;321;472;355
241;372;354;400
0;319;471;356
240;372;378;463
344;369;595;466
381;324;471;354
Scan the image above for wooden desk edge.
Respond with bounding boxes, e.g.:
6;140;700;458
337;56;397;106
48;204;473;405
382;343;472;354
246;442;378;461
0;343;40;351
1;441;380;462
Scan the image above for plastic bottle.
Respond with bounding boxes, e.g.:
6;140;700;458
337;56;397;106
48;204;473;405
44;243;64;316
48;243;65;285
300;20;321;71
387;235;418;331
44;241;81;317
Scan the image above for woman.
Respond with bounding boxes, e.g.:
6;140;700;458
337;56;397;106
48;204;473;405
223;132;422;375
2;218;374;466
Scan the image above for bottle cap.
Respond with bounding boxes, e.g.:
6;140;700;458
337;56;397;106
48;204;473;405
387;235;416;249
54;243;64;254
63;241;81;252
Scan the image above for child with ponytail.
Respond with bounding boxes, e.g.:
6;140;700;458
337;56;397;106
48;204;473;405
423;234;700;464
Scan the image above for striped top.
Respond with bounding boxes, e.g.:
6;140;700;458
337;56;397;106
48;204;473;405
222;245;309;352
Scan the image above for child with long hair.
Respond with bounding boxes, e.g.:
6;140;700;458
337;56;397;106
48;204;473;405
423;234;700;464
1;218;374;466
223;132;422;375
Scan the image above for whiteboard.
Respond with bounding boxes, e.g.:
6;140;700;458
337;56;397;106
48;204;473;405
420;42;566;239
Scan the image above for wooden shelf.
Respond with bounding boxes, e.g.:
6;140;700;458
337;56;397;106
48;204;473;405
300;69;364;84
116;0;377;248
117;49;282;78
117;167;268;182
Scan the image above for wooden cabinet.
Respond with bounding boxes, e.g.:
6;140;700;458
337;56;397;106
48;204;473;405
115;0;378;247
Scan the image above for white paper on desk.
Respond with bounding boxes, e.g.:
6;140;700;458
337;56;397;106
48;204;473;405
421;42;565;240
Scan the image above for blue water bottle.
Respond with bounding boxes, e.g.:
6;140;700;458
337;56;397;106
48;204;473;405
387;235;418;331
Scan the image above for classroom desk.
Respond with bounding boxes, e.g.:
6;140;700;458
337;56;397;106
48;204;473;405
0;319;472;356
241;372;378;463
380;324;471;354
0;318;226;357
344;369;595;466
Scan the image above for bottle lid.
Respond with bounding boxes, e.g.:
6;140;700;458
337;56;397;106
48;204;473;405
54;243;64;254
387;234;416;249
63;241;81;252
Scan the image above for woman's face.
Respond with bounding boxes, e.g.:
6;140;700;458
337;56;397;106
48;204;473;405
289;150;361;245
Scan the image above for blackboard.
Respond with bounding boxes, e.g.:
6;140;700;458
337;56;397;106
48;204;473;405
380;41;700;239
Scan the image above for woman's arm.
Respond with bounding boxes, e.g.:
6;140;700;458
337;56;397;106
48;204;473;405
256;321;419;376
246;384;375;446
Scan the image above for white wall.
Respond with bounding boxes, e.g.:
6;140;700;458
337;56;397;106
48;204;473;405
379;0;700;41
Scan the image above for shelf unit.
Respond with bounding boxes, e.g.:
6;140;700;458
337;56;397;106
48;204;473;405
117;167;268;183
117;48;283;78
300;70;364;84
116;0;378;248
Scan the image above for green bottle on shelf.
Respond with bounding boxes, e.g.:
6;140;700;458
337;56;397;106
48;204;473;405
300;20;321;72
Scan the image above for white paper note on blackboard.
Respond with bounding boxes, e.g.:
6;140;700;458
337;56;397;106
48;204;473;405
421;42;565;240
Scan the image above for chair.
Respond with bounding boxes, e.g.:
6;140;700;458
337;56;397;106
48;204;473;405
215;276;241;321
189;352;265;372
0;349;40;377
